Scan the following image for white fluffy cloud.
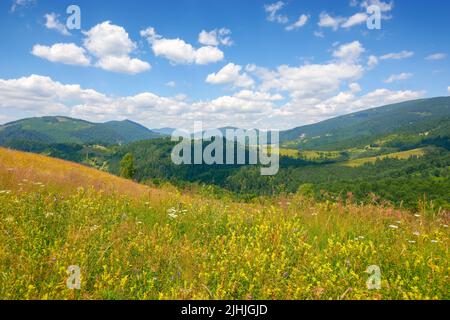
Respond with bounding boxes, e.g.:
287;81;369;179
0;73;426;130
83;21;137;58
44;13;70;36
32;21;150;74
32;43;91;66
83;21;150;74
264;1;289;24
286;14;309;31
96;56;152;74
447;86;450;94
318;12;345;30
250;42;365;100
332;41;365;63
426;53;447;61
141;27;224;65
0;74;106;114
198;28;232;46
384;72;413;83
206;63;255;88
278;88;424;126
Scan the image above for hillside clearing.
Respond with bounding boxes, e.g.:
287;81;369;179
341;148;427;167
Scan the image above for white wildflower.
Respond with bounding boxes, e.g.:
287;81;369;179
168;213;178;219
388;225;399;229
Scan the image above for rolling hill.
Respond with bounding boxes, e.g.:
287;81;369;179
0;116;162;146
0;146;154;197
280;97;450;150
0;146;448;300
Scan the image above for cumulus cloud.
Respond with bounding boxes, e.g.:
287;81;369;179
198;28;233;46
248;42;365;101
44;13;70;36
83;21;137;58
278;88;424;126
206;63;255;88
141;27;224;65
32;21;150;74
31;43;91;66
264;1;289;24
384;72;413;83
332;41;365;63
0;74;106;115
318;12;345;31
0;73;426;131
286;14;309;31
426;53;447;61
96;56;151;74
82;21;150;74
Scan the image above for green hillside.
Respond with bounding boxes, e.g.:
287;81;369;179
280;97;450;150
0;116;161;146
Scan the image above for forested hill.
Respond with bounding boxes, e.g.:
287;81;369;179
280;97;450;150
0;116;163;146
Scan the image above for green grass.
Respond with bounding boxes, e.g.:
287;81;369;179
0;148;448;300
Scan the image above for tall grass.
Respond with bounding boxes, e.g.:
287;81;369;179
0;148;448;299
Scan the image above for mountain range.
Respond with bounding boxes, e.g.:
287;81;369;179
1;96;449;150
0;116;162;146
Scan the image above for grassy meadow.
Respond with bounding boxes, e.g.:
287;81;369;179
0;148;448;300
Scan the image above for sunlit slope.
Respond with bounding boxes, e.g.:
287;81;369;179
0;147;152;197
341;148;427;167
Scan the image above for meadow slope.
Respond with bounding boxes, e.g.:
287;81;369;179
0;148;448;300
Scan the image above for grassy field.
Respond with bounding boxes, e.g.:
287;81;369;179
341;148;427;167
0;148;448;300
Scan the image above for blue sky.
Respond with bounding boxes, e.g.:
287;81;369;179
0;0;449;130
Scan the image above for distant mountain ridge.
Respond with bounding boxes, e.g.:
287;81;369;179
1;97;450;150
0;116;162;145
280;97;450;150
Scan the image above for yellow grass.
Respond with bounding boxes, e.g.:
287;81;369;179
0;147;155;198
341;148;427;167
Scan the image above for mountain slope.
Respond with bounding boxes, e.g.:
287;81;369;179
280;97;450;150
0;147;152;197
0;116;161;146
